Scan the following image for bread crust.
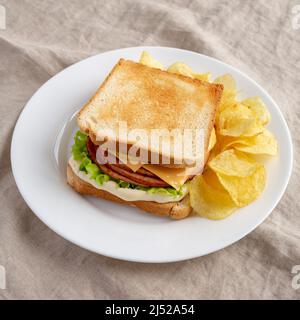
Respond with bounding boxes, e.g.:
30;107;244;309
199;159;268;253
78;59;223;132
67;164;191;219
77;59;223;168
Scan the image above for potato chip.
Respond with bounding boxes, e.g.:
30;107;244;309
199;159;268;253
139;51;164;70
194;72;212;82
242;97;270;125
167;62;194;78
190;170;237;220
191;72;276;218
203;169;225;190
207;132;232;161
217;103;264;137
208;127;217;151
214;129;277;156
207;134;253;162
234;129;278;155
216;165;266;207
214;74;238;115
214;74;236;91
208;149;259;177
216;135;252;152
167;62;212;82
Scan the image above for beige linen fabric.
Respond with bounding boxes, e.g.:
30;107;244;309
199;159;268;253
0;0;299;299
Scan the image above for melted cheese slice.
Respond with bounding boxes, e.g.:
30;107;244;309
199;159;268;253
107;149;204;190
143;165;191;190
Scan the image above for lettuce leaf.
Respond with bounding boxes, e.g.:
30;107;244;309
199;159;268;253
71;131;188;196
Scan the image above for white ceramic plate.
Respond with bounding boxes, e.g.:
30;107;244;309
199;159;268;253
11;46;293;263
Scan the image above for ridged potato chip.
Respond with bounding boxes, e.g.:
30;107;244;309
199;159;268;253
208;149;259;177
216;165;266;207
217;103;264;137
235;129;278;155
139;51;164;70
242;97;270;125
190;170;237;220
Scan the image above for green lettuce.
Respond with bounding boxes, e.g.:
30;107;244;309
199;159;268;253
71;131;188;197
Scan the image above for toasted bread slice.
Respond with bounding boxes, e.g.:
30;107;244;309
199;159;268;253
77;59;223;167
67;164;191;219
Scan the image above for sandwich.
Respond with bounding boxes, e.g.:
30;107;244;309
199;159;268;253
67;58;223;219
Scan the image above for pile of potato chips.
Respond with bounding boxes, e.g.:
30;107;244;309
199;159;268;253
139;51;278;220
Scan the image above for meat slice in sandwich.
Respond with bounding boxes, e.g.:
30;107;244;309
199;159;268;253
67;59;223;219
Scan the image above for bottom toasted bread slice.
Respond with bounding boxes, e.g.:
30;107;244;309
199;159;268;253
67;164;191;219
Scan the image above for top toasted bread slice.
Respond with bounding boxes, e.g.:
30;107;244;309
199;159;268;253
77;59;223;167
